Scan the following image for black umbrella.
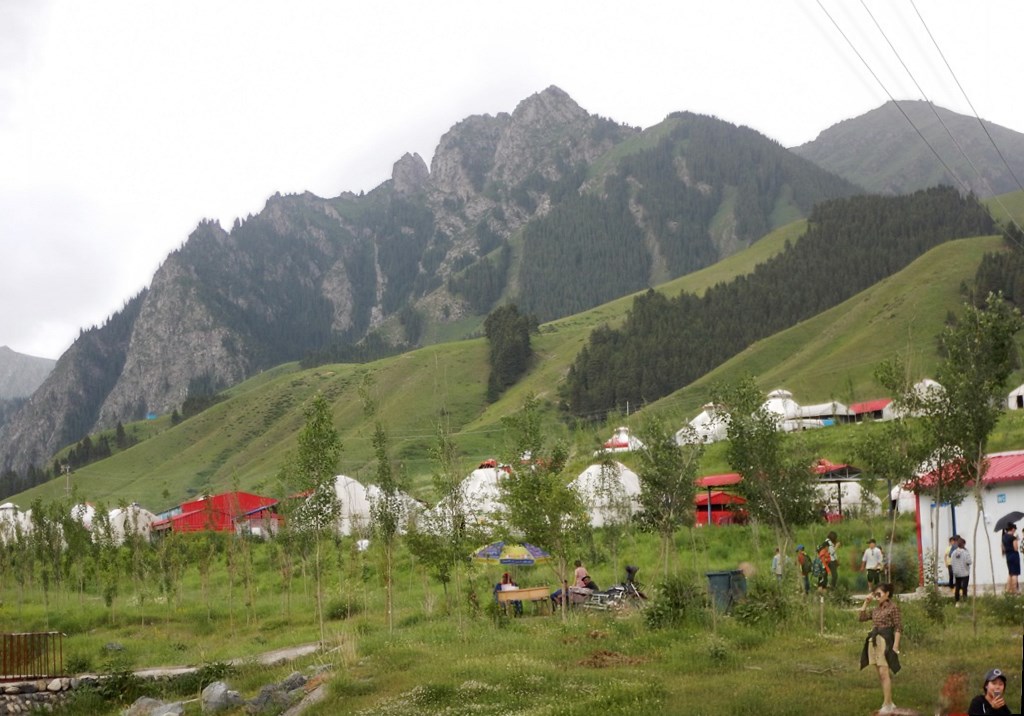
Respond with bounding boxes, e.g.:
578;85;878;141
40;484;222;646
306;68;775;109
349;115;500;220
993;511;1024;533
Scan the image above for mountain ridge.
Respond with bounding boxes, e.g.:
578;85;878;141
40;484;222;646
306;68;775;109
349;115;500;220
0;87;860;485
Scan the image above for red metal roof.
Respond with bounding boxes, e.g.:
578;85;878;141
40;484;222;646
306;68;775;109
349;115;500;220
914;450;1024;487
696;473;742;488
695;490;747;506
813;458;862;479
849;398;892;414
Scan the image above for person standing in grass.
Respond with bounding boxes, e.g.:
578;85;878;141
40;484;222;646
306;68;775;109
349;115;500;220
771;547;783;584
859;582;902;714
825;531;841;589
861;538;885;592
1001;524;1019;595
795;545;811;594
951;536;972;605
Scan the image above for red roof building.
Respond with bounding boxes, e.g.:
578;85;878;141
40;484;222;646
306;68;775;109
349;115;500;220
151;491;281;534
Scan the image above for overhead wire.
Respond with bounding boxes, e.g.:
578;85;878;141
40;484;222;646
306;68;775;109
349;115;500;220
906;0;1024;235
813;0;971;196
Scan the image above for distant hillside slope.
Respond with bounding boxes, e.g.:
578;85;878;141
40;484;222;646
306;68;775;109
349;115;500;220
648;234;1010;419
0;346;54;400
793;101;1024;197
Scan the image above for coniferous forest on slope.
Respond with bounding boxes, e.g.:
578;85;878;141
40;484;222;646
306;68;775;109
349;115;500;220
562;187;996;418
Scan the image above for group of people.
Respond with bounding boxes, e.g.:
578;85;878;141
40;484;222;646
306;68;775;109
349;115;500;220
945;534;974;604
788;532;885;594
496;560;645;613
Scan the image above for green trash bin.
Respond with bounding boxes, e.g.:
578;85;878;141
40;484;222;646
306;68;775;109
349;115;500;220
706;569;747;612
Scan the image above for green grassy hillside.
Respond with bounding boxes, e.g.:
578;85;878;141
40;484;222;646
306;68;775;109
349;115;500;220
14;191;1024;511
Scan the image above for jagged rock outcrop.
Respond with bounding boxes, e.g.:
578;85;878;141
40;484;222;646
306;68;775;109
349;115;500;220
391;153;430;197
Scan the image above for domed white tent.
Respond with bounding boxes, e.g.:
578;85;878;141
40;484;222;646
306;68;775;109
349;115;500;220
814;482;881;517
598;426;645;454
107;504;158;544
678;404;728;445
1008;383;1024;410
570;461;642;527
0;503;31;543
762;389;824;432
454;464;509;526
310;474;419;537
70;502;96;530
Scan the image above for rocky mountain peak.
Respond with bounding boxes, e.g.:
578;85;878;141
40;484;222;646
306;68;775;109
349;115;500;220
392;152;430;196
509;85;587;126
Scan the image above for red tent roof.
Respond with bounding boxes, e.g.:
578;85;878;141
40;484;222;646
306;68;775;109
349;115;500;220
696;473;742;488
849;398;892;414
813;459;861;479
695;490;747;506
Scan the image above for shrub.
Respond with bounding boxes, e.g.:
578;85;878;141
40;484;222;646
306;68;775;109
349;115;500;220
645;575;703;630
982;593;1024;625
731;578;792;628
327;598;364;621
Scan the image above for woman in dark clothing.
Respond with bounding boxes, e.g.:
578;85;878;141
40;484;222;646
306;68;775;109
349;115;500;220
1002;524;1019;595
968;668;1011;715
859;582;902;714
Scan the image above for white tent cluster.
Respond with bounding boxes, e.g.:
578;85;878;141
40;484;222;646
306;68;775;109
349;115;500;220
677;383;944;446
70;502;158;545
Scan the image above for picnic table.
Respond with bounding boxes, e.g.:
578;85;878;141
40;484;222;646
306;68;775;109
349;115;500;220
496;586;552;615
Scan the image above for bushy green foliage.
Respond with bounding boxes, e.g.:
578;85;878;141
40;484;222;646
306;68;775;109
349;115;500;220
731;577;793;627
644;574;704;629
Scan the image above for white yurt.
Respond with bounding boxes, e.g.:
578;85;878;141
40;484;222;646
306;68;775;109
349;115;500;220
0;503;31;543
598;426;645;454
1008;383;1024;410
329;474;374;536
678;404;729;445
890;484;918;514
70;503;96;530
107;504;158;544
316;474;419;536
570;461;642;527
762;389;802;421
814;482;881;517
452;464;509;526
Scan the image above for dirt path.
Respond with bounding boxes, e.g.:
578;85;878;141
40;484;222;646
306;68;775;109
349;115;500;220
132;642;321;679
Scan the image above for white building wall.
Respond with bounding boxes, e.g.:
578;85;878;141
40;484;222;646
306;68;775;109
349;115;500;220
916;482;1024;589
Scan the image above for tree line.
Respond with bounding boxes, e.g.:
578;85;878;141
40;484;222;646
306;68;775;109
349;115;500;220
562;187;996;418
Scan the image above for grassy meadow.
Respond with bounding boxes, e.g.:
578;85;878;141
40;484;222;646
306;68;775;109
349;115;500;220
2;513;1021;716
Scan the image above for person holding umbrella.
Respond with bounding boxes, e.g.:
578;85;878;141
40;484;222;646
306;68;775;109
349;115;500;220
1001;523;1020;595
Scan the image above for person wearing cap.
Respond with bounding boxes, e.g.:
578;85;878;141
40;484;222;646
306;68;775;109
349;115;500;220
795;545;811;594
968;668;1011;715
858;582;902;714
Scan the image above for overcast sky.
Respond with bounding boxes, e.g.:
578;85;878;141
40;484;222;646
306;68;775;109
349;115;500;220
2;0;1022;360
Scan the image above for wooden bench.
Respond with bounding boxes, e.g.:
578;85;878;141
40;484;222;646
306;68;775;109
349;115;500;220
496;586;551;614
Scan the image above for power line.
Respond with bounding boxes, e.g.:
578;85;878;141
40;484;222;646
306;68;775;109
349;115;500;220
814;0;971;195
907;0;1024;234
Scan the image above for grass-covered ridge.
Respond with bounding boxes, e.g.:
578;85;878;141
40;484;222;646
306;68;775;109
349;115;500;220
13;192;1024;511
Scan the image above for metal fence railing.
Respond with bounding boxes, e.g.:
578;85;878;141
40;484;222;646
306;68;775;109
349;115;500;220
0;632;63;682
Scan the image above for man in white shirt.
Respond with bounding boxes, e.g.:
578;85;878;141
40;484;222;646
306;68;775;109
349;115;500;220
861;538;885;592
